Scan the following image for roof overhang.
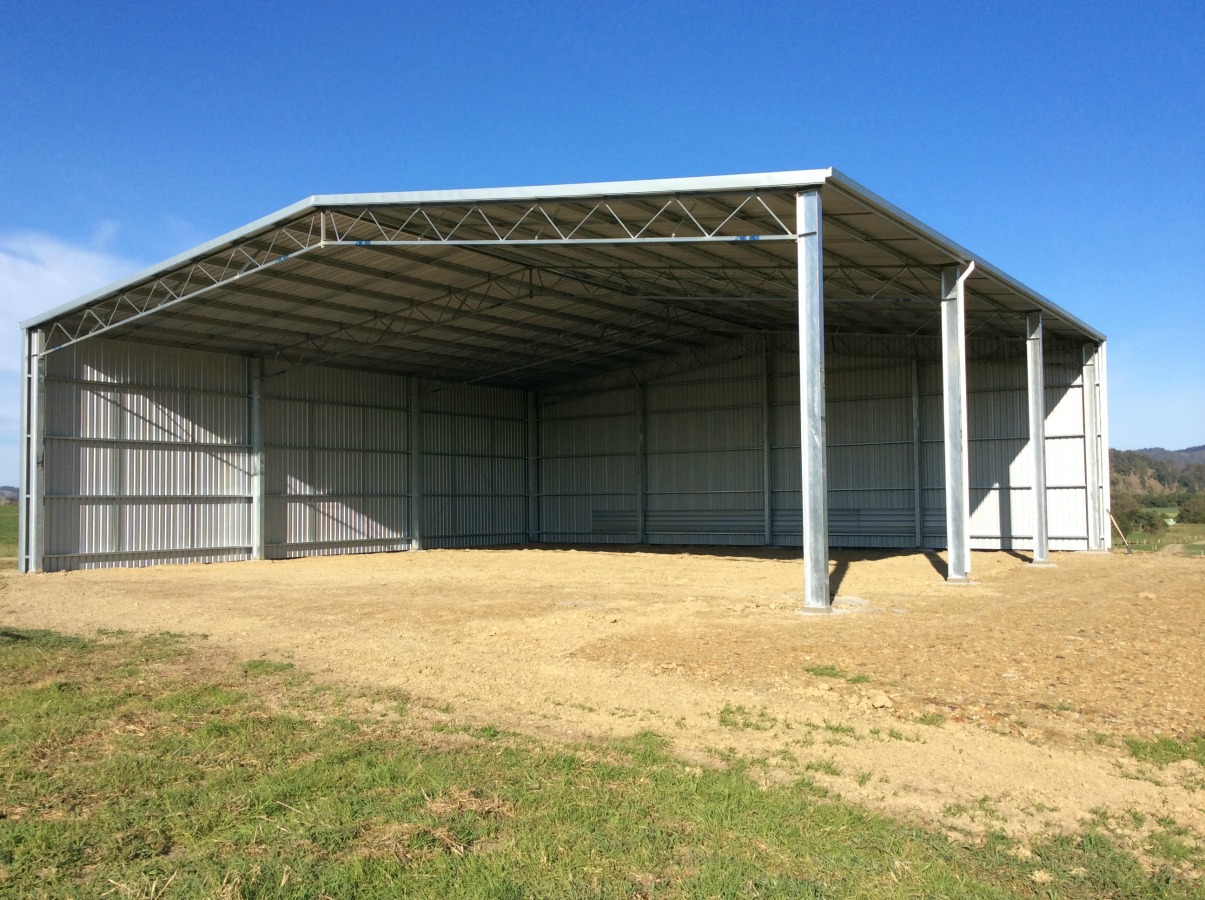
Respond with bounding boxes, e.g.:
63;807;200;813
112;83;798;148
23;168;1104;389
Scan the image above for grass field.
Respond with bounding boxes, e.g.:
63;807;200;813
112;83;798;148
0;503;17;560
1124;520;1205;555
2;629;1200;898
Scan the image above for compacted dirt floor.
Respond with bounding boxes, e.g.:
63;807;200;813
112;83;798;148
3;546;1203;852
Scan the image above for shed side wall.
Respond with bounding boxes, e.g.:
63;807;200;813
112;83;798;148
40;339;529;569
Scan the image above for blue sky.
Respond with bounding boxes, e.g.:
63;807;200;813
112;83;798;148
1;0;1201;480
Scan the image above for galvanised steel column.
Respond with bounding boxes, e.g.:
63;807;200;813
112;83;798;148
1025;313;1050;564
1081;344;1104;550
248;357;266;560
1097;341;1112;548
940;264;972;582
409;377;424;550
526;391;540;542
762;341;773;545
911;357;923;548
636;385;647;544
18;329;44;574
797;189;830;610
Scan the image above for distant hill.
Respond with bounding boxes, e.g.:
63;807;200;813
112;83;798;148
1111;448;1205;496
1132;446;1205;467
0;485;16;500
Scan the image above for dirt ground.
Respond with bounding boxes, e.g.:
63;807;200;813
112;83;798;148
3;546;1204;852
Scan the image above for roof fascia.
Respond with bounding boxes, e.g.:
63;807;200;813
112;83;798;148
306;168;833;207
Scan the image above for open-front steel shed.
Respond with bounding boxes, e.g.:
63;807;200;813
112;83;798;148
18;169;1111;608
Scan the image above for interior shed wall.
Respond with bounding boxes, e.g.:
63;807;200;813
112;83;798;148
42;340;253;570
538;335;1094;551
34;331;1098;572
38;339;527;570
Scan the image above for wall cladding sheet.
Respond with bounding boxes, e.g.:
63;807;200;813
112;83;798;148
538;388;637;542
36;330;1096;568
263;364;411;557
41;340;252;570
544;335;1093;551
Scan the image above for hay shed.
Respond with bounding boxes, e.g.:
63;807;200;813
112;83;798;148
18;169;1111;608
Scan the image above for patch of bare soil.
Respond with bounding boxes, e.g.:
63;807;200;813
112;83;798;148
3;547;1204;849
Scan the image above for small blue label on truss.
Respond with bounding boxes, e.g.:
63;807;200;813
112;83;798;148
736;235;760;241
355;240;372;246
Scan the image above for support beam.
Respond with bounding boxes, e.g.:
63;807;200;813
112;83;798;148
636;385;647;544
797;189;830;610
940;263;973;582
248;357;266;560
1097;341;1113;549
527;391;540;542
19;330;45;574
409;377;424;550
763;340;773;545
1025;313;1050;564
1082;344;1107;550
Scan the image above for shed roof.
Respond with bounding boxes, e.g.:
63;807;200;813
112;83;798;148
24;168;1103;388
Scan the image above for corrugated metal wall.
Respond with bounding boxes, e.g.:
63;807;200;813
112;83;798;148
41;340;529;569
42;340;252;570
263;365;411;558
421;382;527;548
539;335;1093;551
37;332;1096;570
539;388;639;542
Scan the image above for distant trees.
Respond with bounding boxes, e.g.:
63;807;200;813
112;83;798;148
1110;450;1205;495
1109;448;1205;536
1180;494;1205;524
1111;491;1141;534
1135;510;1169;534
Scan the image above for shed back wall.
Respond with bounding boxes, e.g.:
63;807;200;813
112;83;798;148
539;335;1092;551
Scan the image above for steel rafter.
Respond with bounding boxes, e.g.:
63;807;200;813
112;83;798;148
318;191;795;245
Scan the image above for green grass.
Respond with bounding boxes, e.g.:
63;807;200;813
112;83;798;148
243;658;296;678
717;703;776;731
1124;521;1205;555
0;504;17;560
0;627;1199;898
1123;734;1205;768
804;664;869;684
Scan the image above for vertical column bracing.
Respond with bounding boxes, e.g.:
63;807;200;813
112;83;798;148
526;391;539;542
940;263;973;582
797;189;830;609
248;358;266;560
1026;313;1050;563
409;377;424;550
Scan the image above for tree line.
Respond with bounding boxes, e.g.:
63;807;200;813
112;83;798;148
1110;449;1205;534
